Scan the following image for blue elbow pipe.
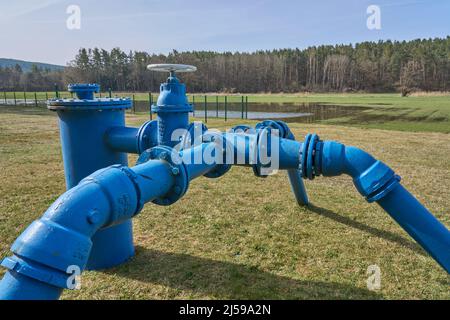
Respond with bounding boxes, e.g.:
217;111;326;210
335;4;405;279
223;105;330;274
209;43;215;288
304;137;450;273
0;157;188;300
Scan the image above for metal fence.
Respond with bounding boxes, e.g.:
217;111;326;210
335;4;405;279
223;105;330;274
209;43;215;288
1;91;250;123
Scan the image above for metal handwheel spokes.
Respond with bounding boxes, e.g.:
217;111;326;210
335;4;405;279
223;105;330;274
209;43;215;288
147;64;197;73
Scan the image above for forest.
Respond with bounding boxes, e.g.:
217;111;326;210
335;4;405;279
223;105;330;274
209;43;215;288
1;37;449;93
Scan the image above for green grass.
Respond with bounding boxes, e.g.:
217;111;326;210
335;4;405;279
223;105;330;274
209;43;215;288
0;106;449;299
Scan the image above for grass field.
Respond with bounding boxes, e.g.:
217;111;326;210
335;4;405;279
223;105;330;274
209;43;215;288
0;106;449;299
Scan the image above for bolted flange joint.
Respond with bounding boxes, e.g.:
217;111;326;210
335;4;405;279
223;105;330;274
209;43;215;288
136;146;189;206
251;120;290;177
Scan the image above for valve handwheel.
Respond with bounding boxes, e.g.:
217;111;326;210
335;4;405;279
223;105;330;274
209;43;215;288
147;64;197;73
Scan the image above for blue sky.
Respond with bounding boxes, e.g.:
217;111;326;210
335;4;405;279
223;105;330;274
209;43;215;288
0;0;449;65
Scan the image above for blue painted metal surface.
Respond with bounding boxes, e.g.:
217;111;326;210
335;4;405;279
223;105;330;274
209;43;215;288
149;65;193;147
255;120;309;205
47;84;135;271
0;65;449;300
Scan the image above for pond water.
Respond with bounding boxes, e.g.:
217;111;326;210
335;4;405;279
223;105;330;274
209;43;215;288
1;100;370;124
132;101;370;122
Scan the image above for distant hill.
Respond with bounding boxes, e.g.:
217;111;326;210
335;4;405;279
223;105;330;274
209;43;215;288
0;58;65;72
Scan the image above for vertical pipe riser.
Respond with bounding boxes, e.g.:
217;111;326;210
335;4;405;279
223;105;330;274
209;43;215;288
48;84;135;270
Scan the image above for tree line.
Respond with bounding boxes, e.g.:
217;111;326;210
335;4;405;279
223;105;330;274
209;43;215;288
2;37;449;93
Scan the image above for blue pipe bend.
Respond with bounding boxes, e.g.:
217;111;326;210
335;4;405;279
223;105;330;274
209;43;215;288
318;140;450;273
0;160;176;300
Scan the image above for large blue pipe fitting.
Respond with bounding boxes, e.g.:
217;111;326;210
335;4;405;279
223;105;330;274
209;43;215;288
47;84;136;270
152;74;193;147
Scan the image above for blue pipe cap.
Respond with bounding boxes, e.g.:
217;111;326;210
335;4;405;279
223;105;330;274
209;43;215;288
48;83;132;111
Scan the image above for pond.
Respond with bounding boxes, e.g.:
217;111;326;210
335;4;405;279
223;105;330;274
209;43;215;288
1;100;370;124
132;101;370;123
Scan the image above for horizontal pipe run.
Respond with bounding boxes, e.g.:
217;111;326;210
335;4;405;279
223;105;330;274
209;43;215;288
221;133;302;170
181;142;221;180
105;126;140;154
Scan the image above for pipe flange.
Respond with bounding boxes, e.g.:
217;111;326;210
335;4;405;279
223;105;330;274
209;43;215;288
136;146;189;206
256;120;287;138
300;133;321;180
137;120;158;154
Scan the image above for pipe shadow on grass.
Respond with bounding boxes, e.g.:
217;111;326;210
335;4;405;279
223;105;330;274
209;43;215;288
109;246;381;299
306;204;426;256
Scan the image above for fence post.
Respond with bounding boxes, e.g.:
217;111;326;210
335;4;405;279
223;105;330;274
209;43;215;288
149;92;153;120
192;95;195;117
24;92;27;105
224;96;228;121
54;84;59;98
132;94;136;113
34;92;38;107
245;96;248;119
45;92;49;101
13;92;17;106
241;95;244;119
204;95;208;123
216;95;219;118
108;88;112;98
3;91;6;104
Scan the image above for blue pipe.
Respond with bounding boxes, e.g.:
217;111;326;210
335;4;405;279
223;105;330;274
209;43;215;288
105;121;158;154
309;138;450;273
377;183;450;272
0;143;217;300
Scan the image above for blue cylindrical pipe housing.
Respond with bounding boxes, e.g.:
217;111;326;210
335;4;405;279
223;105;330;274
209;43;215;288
47;84;135;270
